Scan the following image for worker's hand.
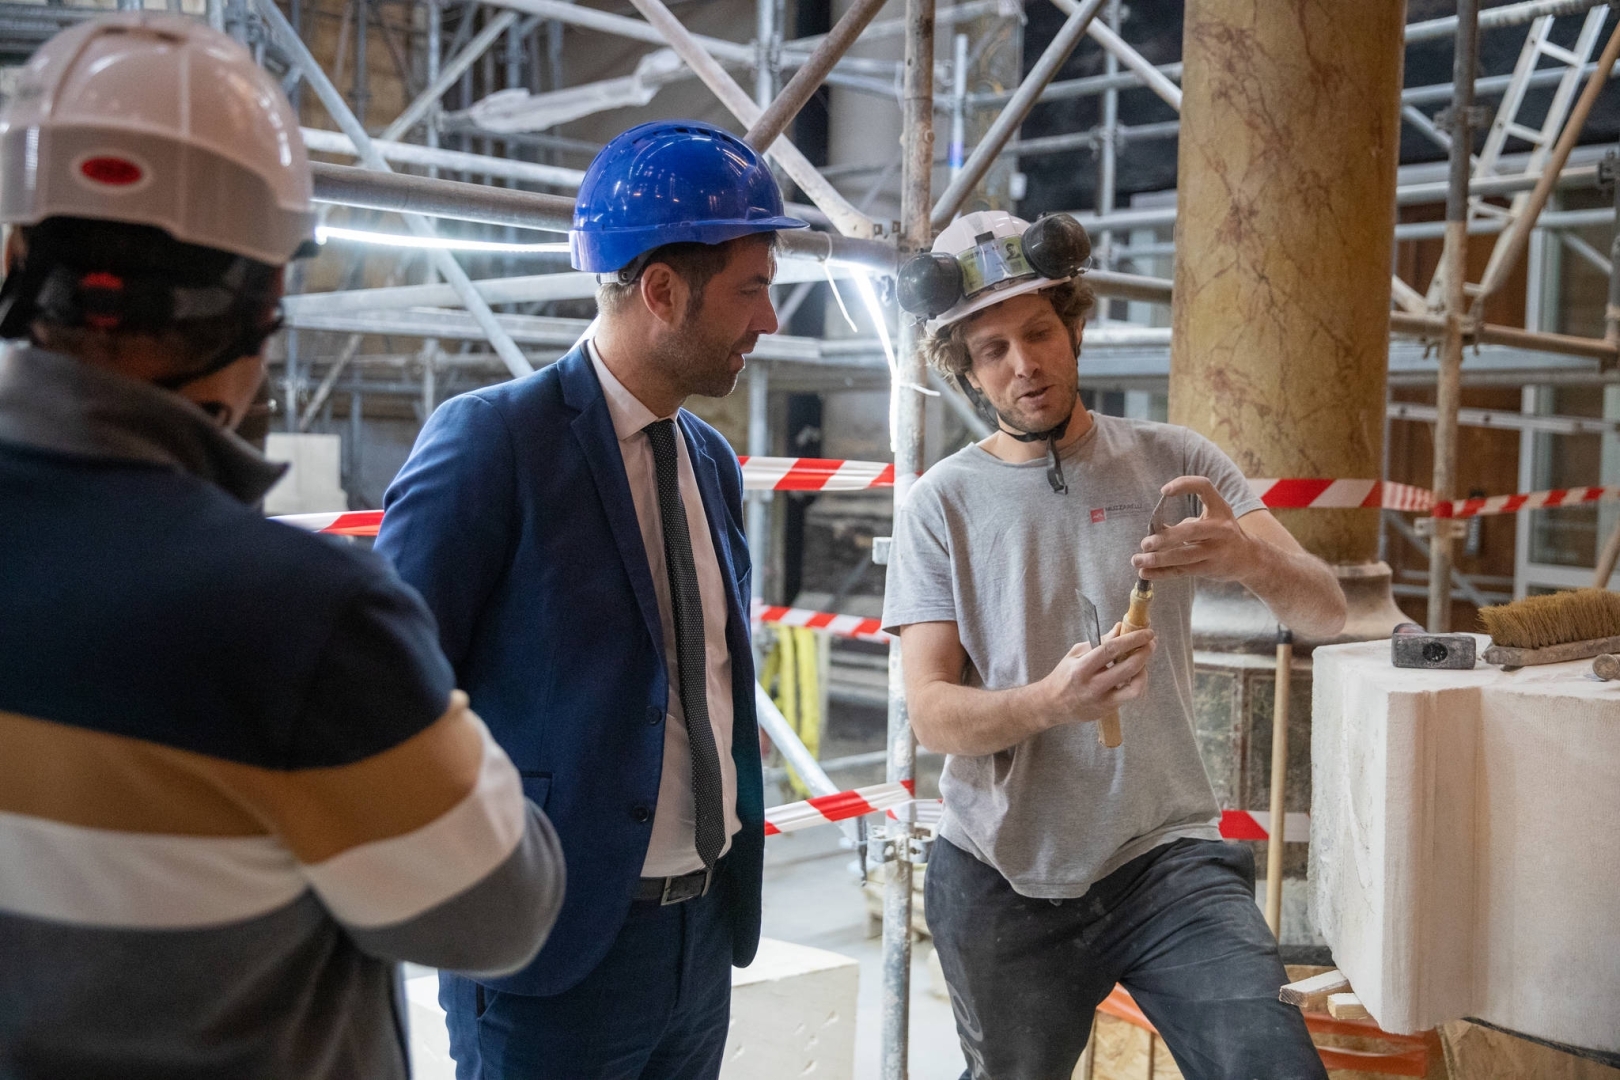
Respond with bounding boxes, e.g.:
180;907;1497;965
1041;625;1157;724
1132;475;1260;583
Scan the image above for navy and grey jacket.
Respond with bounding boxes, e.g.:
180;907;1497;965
0;345;565;1080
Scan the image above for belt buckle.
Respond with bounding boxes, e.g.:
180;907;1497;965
659;866;713;905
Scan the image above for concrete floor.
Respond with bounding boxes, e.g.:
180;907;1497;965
760;822;966;1080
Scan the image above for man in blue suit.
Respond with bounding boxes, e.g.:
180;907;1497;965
375;120;808;1079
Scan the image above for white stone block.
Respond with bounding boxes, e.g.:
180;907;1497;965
723;938;860;1080
403;938;860;1080
406;974;456;1080
263;433;346;515
1311;639;1620;1054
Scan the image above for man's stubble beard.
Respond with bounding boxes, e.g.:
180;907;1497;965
987;382;1079;436
652;304;749;400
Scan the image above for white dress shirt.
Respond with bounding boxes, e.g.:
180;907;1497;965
587;340;740;877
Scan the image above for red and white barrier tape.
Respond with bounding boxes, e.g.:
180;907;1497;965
1431;483;1620;519
764;784;1309;843
764;780;914;836
1248;478;1434;512
1219;809;1310;843
274;509;385;535
269;476;1616;540
739;455;894;492
753;602;892;643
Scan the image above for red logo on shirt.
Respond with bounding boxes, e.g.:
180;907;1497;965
1090;508;1107;524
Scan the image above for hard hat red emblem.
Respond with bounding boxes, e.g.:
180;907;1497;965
78;156;144;187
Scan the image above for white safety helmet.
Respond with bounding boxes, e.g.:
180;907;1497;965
896;210;1092;329
0;12;316;266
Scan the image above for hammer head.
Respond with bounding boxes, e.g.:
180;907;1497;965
1391;623;1477;669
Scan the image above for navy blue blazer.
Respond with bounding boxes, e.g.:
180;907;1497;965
375;346;763;997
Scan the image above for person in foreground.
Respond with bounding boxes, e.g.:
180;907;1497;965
885;210;1348;1080
376;119;801;1080
0;17;564;1079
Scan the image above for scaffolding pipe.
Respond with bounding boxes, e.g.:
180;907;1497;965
1428;0;1479;632
379;8;518;142
1609;145;1620;351
1404;0;1605;43
754;685;839;797
746;0;890;150
253;0;536;380
307;162;899;271
1048;0;1182;110
884;0;934;1073
302;127;586;189
1075;268;1620;363
932;0;1106;228
746;363;771;600
310;160;575;230
949;33;968;178
621;0;879;238
1095;0;1120;272
1471;19;1620;314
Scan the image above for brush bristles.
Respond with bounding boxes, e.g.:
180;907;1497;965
1477;588;1620;650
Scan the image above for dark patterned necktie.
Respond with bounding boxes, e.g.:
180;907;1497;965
643;418;726;869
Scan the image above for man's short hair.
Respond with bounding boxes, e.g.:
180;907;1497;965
921;277;1096;388
595;233;778;320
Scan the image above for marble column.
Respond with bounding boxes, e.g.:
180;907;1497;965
1169;1;1408;945
1170;0;1405;570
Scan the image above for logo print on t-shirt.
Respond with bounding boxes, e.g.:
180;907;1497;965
1090;508;1107;524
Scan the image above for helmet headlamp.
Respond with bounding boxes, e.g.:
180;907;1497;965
897;213;1093;320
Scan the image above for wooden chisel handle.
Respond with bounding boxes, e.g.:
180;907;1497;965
1099;583;1154;749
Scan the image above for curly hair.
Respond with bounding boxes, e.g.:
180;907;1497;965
920;277;1096;389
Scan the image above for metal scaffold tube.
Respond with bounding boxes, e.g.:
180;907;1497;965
746;0;890;150
1428;0;1480;632
931;0;1106;228
1471;18;1620;312
884;0;934;1074
252;0;536;379
620;0;880;238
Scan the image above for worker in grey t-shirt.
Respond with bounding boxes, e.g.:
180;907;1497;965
885;211;1347;1080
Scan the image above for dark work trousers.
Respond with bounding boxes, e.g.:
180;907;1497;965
439;881;731;1080
927;835;1327;1080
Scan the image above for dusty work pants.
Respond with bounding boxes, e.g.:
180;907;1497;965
926;835;1327;1080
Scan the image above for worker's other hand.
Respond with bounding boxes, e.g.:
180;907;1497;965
1042;627;1156;724
1132;475;1259;583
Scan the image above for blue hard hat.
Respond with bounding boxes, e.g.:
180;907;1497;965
570;119;810;274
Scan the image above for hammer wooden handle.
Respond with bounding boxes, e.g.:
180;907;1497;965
1098;585;1154;748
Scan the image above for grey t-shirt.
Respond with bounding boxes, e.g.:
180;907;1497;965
882;412;1265;898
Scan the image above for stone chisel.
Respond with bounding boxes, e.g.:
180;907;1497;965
1090;493;1177;748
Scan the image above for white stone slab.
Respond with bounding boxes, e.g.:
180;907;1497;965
262;433;346;515
405;974;455;1080
403;938;860;1080
724;938;860;1080
1311;638;1620;1054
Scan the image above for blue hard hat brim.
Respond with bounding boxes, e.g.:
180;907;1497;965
570;216;809;274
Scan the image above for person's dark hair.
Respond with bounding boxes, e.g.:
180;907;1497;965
595;233;778;320
0;217;281;379
921;277;1095;389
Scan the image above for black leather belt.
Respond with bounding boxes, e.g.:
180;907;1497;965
634;866;713;905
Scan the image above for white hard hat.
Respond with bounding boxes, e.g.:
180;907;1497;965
0;12;315;267
932;211;1062;327
907;209;1090;329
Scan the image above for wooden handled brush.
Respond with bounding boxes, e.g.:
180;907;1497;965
1479;588;1620;669
1098;579;1154;747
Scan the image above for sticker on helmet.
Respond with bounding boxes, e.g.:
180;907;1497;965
76;155;147;189
958;235;1034;297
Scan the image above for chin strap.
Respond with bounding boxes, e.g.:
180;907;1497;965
999;410;1073;494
